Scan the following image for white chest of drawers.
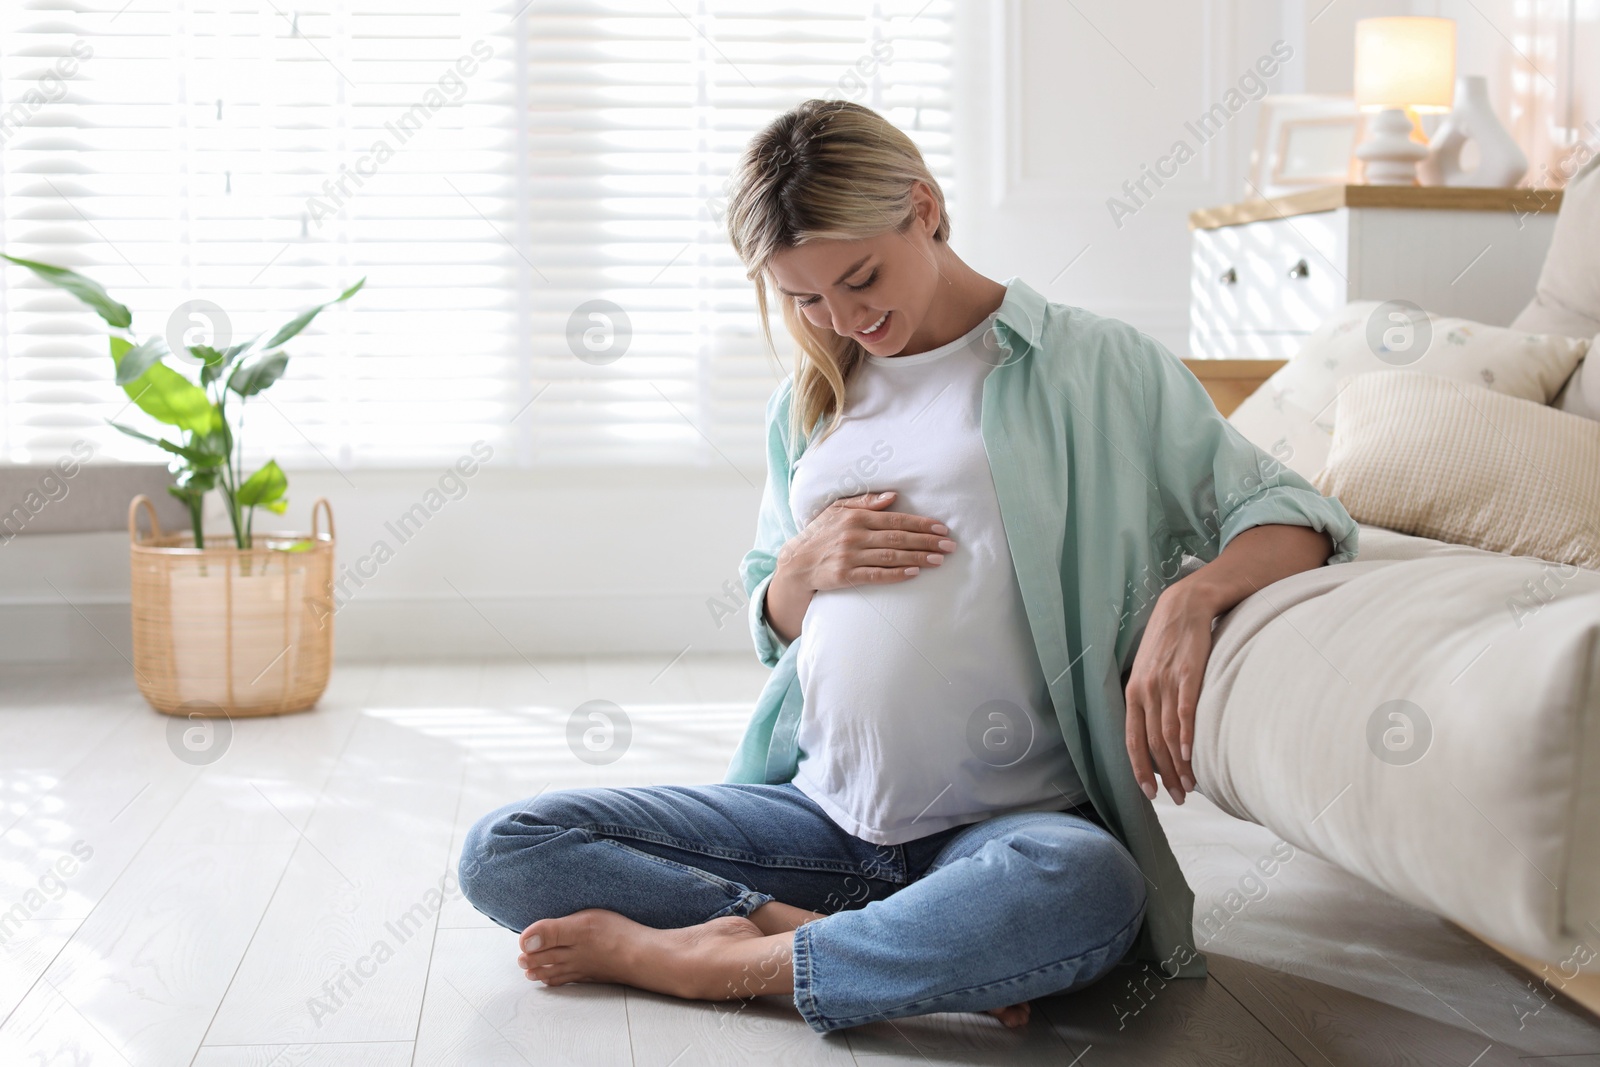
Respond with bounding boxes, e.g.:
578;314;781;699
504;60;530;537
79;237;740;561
1188;185;1562;360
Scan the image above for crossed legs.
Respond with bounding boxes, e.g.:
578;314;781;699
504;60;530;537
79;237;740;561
511;899;1036;1027
460;783;1144;1034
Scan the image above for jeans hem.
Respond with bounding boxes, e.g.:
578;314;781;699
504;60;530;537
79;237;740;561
705;888;776;921
792;922;827;1032
795;901;1147;1034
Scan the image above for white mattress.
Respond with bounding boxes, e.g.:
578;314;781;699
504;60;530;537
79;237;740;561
1192;523;1600;970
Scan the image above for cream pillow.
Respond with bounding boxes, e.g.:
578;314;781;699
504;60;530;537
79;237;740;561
1511;154;1600;420
1311;370;1600;571
1227;301;1589;481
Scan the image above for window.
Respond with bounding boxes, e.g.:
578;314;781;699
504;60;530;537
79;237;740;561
0;1;953;471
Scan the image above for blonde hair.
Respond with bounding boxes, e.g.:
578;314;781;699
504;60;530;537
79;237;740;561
723;99;949;447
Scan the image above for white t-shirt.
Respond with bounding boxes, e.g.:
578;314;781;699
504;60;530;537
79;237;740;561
788;312;1088;845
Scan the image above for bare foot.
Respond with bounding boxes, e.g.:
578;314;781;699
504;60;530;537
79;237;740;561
749;900;827;935
517;909;794;1001
986;1001;1032;1027
518;907;1030;1027
744;904;1031;1028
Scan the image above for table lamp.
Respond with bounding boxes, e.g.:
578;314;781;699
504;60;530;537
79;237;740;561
1353;16;1456;185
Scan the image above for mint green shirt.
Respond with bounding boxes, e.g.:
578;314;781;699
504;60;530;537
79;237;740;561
727;277;1359;978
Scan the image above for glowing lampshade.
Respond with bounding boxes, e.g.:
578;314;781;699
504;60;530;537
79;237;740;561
1352;17;1456;184
1354;17;1456;113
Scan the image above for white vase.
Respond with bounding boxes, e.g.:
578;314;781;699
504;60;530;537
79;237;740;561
1421;75;1527;187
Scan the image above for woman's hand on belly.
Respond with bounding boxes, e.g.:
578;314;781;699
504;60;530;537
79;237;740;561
788;490;956;590
761;490;957;644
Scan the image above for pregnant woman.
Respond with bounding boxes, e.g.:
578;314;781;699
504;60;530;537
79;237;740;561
459;100;1359;1034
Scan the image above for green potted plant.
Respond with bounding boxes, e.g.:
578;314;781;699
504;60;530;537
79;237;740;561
2;254;363;716
2;254;361;547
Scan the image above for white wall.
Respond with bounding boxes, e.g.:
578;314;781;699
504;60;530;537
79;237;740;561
6;0;1596;664
950;0;1296;356
0;464;765;663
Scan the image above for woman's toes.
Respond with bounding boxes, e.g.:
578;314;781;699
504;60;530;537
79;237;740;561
519;946;573;971
984;1001;1031;1027
521;916;570;953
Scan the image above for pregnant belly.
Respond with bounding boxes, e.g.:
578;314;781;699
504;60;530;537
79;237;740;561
799;582;944;672
795;574;1010;721
794;576;1075;834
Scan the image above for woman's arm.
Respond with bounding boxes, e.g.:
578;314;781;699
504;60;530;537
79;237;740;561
1121;331;1358;807
762;556;814;646
1124;523;1331;805
1169;522;1333;619
740;385;802;669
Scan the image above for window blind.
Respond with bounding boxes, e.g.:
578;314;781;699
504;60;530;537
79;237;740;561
0;0;953;471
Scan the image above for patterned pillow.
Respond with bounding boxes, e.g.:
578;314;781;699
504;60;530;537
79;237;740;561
1227;301;1589;481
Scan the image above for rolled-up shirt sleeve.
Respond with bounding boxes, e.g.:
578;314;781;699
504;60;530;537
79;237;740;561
1133;337;1359;567
743;569;788;668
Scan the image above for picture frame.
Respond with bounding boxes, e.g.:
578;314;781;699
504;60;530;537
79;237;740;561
1248;94;1366;199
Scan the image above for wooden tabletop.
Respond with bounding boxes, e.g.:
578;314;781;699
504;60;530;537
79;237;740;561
1183;358;1283;417
1189;184;1564;230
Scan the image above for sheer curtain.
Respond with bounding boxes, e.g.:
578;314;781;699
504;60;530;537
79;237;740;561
0;0;953;470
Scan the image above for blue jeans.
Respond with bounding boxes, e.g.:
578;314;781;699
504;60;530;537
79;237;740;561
458;781;1147;1034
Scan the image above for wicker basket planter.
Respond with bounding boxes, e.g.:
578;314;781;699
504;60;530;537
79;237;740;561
129;495;335;717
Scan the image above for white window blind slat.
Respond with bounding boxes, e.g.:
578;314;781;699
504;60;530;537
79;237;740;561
0;0;953;470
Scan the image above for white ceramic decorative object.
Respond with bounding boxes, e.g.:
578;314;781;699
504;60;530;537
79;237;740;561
1356;108;1428;184
1352;17;1455;185
1421;75;1527;187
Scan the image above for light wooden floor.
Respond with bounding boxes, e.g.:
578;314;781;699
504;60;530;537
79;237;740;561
2;657;1598;1066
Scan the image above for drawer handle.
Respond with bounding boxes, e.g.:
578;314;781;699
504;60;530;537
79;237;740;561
1219;266;1237;285
1287;258;1310;280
